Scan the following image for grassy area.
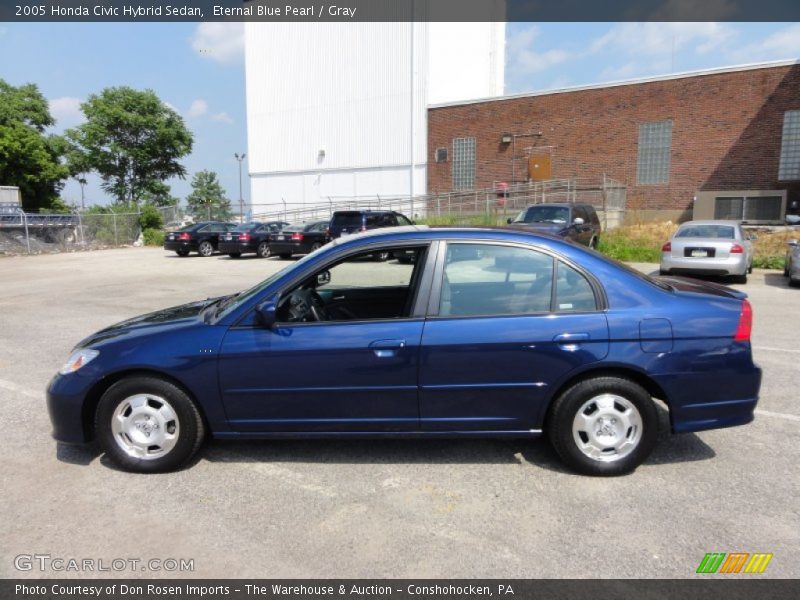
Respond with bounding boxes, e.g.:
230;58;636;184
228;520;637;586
598;221;795;269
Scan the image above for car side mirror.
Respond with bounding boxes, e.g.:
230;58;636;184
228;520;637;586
506;217;513;224
317;270;331;286
573;217;585;226
255;299;277;328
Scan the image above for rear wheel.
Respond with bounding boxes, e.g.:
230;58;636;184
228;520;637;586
95;376;205;473
547;376;658;476
310;242;322;252
733;273;748;284
228;252;241;259
175;250;189;257
257;242;271;258
198;241;214;257
589;236;598;249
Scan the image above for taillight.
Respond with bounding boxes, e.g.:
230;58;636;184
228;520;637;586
291;232;304;241
730;243;744;254
178;232;191;241
239;233;250;241
733;299;753;342
661;242;671;252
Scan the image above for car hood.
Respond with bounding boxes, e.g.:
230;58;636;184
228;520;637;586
76;298;216;348
507;222;567;235
657;276;747;300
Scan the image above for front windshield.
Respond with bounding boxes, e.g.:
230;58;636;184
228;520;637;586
513;206;570;224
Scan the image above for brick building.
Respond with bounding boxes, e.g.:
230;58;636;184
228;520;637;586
427;60;800;223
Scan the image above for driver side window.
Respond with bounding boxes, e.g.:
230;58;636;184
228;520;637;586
276;246;428;324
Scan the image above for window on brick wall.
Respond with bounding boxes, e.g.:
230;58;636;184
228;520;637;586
636;120;673;185
779;110;800;181
452;137;476;190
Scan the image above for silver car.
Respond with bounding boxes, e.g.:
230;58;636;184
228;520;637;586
660;220;754;284
785;239;800;287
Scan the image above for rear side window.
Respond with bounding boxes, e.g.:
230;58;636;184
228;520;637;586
331;213;363;228
555;262;597;312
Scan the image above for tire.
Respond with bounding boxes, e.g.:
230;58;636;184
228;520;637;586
279;253;292;259
547;376;658;476
257;242;271;259
589;236;598;250
310;242;322;252
175;250;189;257
784;260;790;277
95;376;205;473
732;273;748;284
658;269;668;276
747;263;753;274
228;253;241;259
198;241;214;257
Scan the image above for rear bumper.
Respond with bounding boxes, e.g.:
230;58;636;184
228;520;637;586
218;241;256;254
270;241;309;255
164;241;195;252
661;253;748;276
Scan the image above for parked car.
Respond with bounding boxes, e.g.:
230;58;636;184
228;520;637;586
784;239;800;286
660;220;754;283
48;226;761;475
269;220;329;259
328;210;414;240
218;221;290;258
507;203;601;248
164;221;237;257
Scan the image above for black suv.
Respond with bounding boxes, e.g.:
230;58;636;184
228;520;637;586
327;210;414;240
164;221;237;257
507;203;601;248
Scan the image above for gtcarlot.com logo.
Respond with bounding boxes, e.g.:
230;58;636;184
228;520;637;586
14;554;194;573
696;552;773;574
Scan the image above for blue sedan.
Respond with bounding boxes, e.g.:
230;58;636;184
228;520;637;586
47;227;761;475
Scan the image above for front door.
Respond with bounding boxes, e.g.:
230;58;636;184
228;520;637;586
218;245;431;432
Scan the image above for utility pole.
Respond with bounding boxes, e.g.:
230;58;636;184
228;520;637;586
234;152;246;223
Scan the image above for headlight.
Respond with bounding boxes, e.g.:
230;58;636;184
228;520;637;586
59;349;99;375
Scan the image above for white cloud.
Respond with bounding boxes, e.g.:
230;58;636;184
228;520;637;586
591;22;736;58
506;26;570;76
187;99;208;118
190;22;244;63
210;112;234;124
729;23;800;63
48;97;84;126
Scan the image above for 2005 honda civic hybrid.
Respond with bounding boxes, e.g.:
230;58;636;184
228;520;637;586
47;226;761;475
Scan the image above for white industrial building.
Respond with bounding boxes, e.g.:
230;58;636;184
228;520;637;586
244;18;505;217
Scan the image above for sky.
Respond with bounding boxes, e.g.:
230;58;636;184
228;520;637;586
0;21;799;209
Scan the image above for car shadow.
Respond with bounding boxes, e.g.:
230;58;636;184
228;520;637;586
56;441;100;466
763;272;794;288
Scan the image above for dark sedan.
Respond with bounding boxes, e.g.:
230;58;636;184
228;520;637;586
49;226;761;476
218;221;290;258
164;222;237;257
269;220;329;259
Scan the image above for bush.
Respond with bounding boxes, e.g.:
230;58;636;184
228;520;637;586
142;228;165;246
752;255;785;270
139;204;163;230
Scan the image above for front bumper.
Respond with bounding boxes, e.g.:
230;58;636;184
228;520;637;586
661;253;748;276
46;373;96;444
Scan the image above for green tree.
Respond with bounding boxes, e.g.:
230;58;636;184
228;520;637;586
0;80;70;211
139;180;178;207
66;86;193;205
186;170;232;220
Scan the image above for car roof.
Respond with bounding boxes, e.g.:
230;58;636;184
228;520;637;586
678;220;740;227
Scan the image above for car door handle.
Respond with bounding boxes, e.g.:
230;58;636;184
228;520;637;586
369;339;406;358
553;333;590;351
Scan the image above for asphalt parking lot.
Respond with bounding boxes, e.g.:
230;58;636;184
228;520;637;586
0;247;798;578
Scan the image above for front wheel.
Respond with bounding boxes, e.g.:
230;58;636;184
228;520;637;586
95;376;205;473
198;241;214;257
547;376;658;476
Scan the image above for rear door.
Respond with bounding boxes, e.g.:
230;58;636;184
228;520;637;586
419;241;609;431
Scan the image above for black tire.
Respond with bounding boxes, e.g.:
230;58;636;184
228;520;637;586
658;269;668;276
589;236;598;249
198;241;214;257
95;376;205;473
547;376;658;476
257;242;271;259
279;253;292;259
784;260;790;277
732;273;748;284
747;263;753;274
310;242;322;252
228;253;241;259
175;250;189;257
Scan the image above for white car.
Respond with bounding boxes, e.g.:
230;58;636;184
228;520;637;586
660;220;754;284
